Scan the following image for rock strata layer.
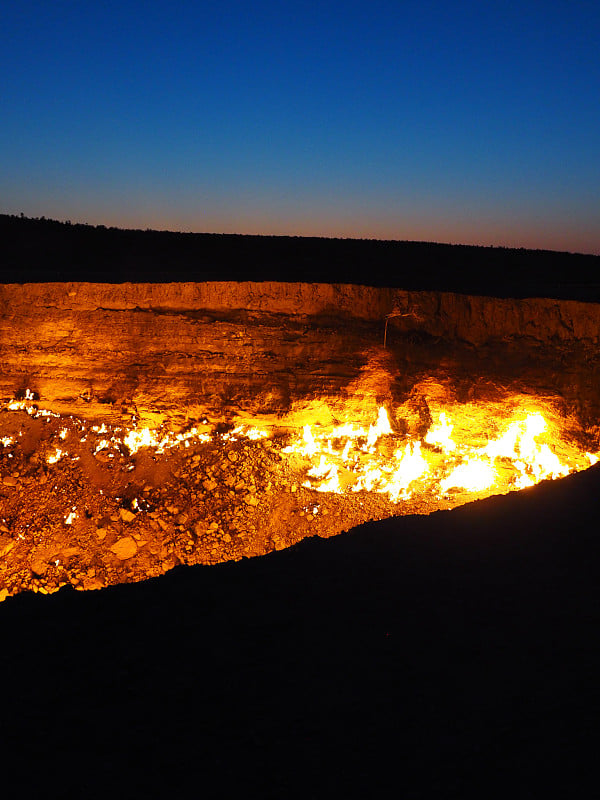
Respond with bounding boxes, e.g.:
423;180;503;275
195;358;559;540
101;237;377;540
1;281;599;426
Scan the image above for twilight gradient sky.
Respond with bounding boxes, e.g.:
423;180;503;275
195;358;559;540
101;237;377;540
2;1;599;253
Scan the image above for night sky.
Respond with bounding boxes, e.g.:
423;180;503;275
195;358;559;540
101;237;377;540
2;1;599;253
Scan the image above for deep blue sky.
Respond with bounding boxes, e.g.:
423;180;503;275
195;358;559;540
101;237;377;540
2;1;599;253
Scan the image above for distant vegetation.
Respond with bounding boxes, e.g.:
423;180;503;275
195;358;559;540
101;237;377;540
2;213;600;301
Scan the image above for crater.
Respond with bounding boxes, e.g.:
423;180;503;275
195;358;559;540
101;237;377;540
1;281;599;599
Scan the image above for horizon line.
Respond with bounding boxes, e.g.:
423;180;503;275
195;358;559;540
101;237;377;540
3;212;598;259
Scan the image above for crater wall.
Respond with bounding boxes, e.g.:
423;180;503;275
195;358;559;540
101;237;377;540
1;282;599;426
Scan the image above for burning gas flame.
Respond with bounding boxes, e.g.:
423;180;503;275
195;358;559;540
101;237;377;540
2;390;598;511
282;404;598;503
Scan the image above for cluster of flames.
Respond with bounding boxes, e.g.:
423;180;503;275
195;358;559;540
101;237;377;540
282;402;599;503
42;422;268;465
1;394;269;469
2;391;598;507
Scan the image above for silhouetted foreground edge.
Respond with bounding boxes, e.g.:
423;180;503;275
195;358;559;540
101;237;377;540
1;465;599;796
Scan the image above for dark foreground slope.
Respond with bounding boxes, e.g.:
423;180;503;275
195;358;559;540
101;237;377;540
2;467;599;797
3;214;600;299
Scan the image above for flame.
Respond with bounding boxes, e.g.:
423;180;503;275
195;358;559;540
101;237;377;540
47;448;64;464
384;442;429;501
1;389;598;513
440;458;496;493
232;425;268;440
282;402;599;503
424;412;456;452
123;427;160;454
367;406;393;448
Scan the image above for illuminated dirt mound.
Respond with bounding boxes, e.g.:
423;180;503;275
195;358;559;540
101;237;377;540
1;281;600;598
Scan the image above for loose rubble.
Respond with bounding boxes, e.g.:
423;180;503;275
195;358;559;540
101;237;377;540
0;404;420;599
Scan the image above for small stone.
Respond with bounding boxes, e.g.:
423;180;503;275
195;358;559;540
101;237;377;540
227;452;238;462
95;527;108;540
208;521;219;530
2;476;17;487
175;512;189;525
83;577;103;591
203;479;217;492
244;494;259;506
222;532;232;543
61;547;81;558
291;484;297;493
110;537;138;560
0;540;15;557
119;508;136;523
0;588;9;602
157;519;169;531
166;505;179;515
31;559;49;577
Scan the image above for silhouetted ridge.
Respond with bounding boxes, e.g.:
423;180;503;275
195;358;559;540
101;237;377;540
2;214;600;300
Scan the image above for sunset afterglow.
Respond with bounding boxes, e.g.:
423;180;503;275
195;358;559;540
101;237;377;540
1;1;599;253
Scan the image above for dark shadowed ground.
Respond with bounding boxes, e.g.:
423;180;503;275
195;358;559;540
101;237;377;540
2;465;599;797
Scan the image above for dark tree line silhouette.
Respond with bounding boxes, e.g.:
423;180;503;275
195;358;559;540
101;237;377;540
2;213;599;301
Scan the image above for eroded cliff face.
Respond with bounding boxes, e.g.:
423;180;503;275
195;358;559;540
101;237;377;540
1;281;600;427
